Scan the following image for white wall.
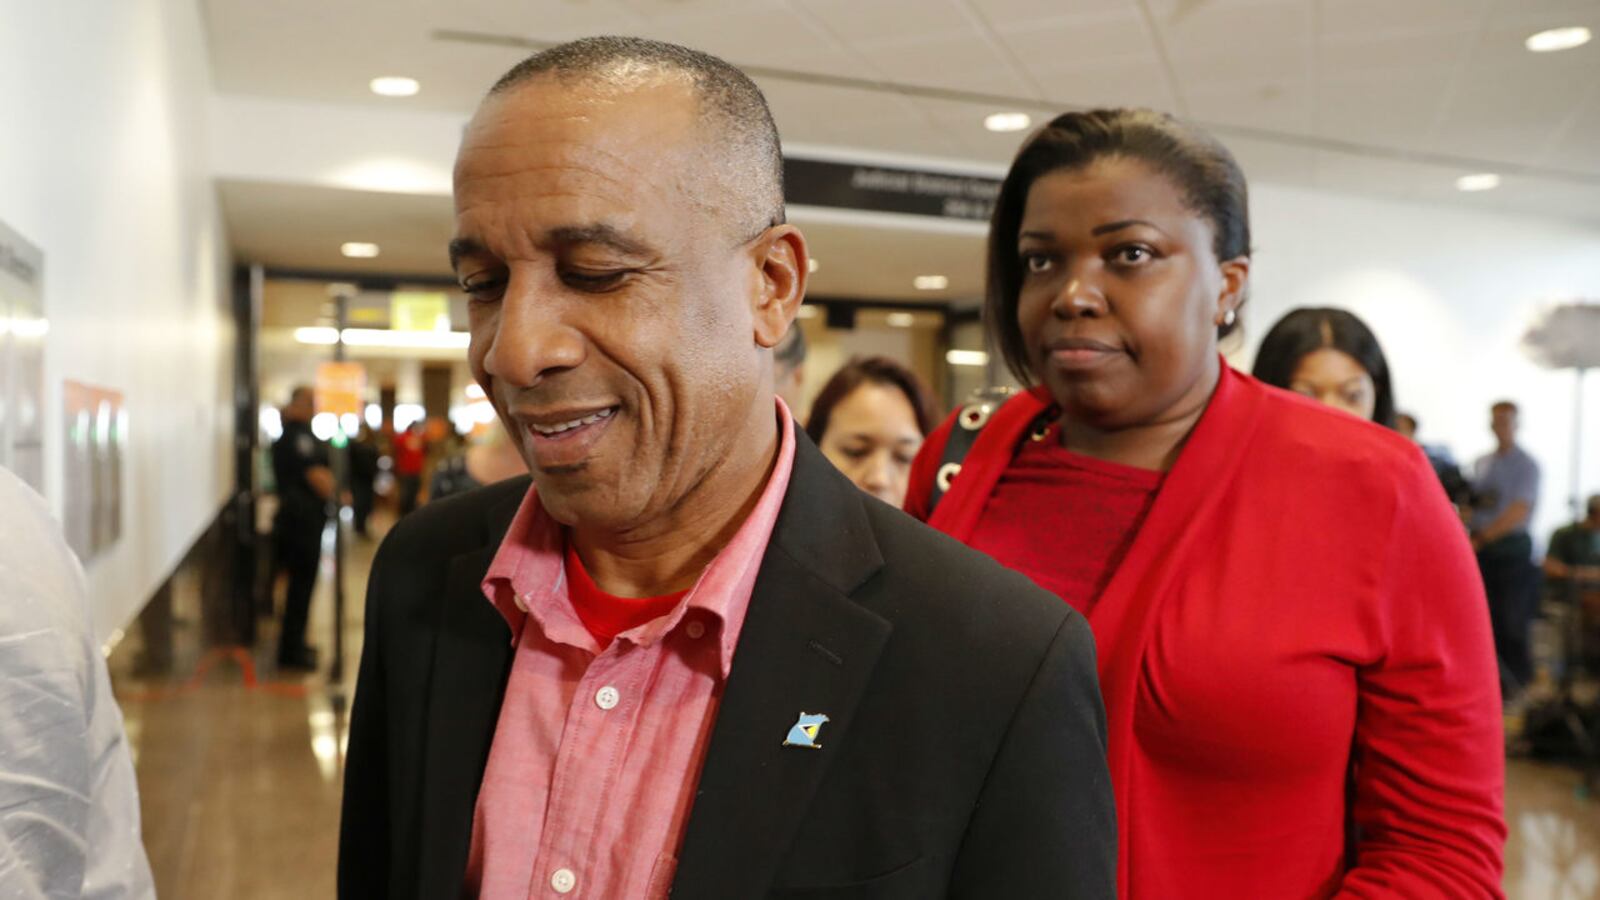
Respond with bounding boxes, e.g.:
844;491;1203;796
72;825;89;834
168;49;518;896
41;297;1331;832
0;0;233;641
1235;184;1600;548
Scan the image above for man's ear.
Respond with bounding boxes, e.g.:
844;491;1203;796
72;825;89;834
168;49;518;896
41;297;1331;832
752;224;808;349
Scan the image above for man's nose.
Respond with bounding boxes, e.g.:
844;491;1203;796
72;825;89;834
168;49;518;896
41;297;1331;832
481;276;586;387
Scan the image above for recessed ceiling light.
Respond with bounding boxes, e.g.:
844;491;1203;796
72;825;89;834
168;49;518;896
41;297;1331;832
807;258;820;273
913;274;949;291
1525;26;1591;53
946;349;989;367
886;312;916;328
370;76;420;97
341;242;381;258
984;112;1032;133
1455;173;1501;192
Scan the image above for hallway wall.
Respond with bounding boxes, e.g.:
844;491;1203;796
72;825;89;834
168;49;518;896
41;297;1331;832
1237;185;1600;545
0;0;233;641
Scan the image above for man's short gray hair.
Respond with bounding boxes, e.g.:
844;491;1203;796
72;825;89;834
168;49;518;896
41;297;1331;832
489;36;785;234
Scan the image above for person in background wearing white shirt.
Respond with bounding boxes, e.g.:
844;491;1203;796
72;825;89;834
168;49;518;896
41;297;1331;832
0;465;155;898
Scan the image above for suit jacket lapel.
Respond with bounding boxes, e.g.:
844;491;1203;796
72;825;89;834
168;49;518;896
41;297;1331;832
417;488;522;898
673;435;892;898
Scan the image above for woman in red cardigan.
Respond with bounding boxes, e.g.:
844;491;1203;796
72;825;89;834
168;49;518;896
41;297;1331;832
906;109;1505;897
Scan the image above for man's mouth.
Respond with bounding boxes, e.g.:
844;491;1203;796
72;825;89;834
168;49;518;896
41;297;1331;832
515;404;621;470
527;406;616;437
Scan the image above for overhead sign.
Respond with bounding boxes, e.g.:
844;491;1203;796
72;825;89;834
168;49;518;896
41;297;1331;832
316;361;367;418
0;218;45;493
783;157;1002;222
390;291;452;332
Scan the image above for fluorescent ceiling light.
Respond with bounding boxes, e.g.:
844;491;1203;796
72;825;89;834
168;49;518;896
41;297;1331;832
914;274;950;291
886;312;916;328
984;112;1032;133
294;327;470;349
370;76;420;97
1455;173;1501;192
946;349;989;367
341;242;380;258
797;305;818;319
295;327;340;345
807;258;820;273
1525;26;1591;52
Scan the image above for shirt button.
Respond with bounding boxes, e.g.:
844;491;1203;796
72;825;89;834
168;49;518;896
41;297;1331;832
550;868;576;894
595;686;620;710
685;620;706;640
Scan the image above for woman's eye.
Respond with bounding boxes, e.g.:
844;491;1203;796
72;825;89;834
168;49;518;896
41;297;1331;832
1022;253;1053;274
1111;245;1153;265
839;446;870;460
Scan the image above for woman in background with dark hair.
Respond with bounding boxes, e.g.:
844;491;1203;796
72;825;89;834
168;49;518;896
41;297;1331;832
1252;307;1396;427
905;107;1504;897
805;355;937;507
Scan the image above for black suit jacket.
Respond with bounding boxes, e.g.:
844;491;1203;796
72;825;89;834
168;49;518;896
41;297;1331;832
339;431;1115;898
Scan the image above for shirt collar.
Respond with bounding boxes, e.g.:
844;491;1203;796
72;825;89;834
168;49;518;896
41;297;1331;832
481;398;797;678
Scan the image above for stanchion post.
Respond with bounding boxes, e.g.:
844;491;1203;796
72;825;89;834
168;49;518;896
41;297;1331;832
330;289;351;685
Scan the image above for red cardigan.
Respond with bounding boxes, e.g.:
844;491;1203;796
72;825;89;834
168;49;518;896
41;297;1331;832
907;365;1505;898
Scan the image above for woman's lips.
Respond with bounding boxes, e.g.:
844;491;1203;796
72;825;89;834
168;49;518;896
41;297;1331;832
1046;338;1122;371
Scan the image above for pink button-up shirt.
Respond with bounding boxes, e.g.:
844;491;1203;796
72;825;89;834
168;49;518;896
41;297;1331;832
464;402;796;899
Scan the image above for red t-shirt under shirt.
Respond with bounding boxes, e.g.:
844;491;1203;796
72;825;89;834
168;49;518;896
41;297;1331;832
967;426;1163;617
564;544;689;647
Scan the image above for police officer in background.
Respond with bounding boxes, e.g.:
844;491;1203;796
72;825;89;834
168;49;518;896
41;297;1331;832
271;386;334;670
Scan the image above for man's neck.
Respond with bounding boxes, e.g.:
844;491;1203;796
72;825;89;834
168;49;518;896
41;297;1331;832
1496;441;1516;457
572;400;780;598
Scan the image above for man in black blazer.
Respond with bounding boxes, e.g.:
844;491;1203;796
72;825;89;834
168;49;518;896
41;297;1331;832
339;36;1114;899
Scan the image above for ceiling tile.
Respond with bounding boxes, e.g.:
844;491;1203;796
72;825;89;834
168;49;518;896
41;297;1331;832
1486;0;1600;28
1314;70;1456;148
1025;55;1181;112
440;0;648;41
1317;27;1477;78
966;0;1120;27
1537;92;1600;173
1186;79;1315;133
1148;0;1311;49
1428;51;1595;164
792;0;974;45
848;32;1036;96
1319;0;1491;38
992;11;1156;69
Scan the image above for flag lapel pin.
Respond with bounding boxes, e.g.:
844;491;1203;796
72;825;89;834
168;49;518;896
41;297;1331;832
783;712;830;749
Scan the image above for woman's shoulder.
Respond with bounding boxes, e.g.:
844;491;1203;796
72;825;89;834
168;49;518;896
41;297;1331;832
1234;374;1436;503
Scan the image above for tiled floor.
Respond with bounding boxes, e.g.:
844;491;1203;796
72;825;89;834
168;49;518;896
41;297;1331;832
110;513;1600;898
111;516;371;900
